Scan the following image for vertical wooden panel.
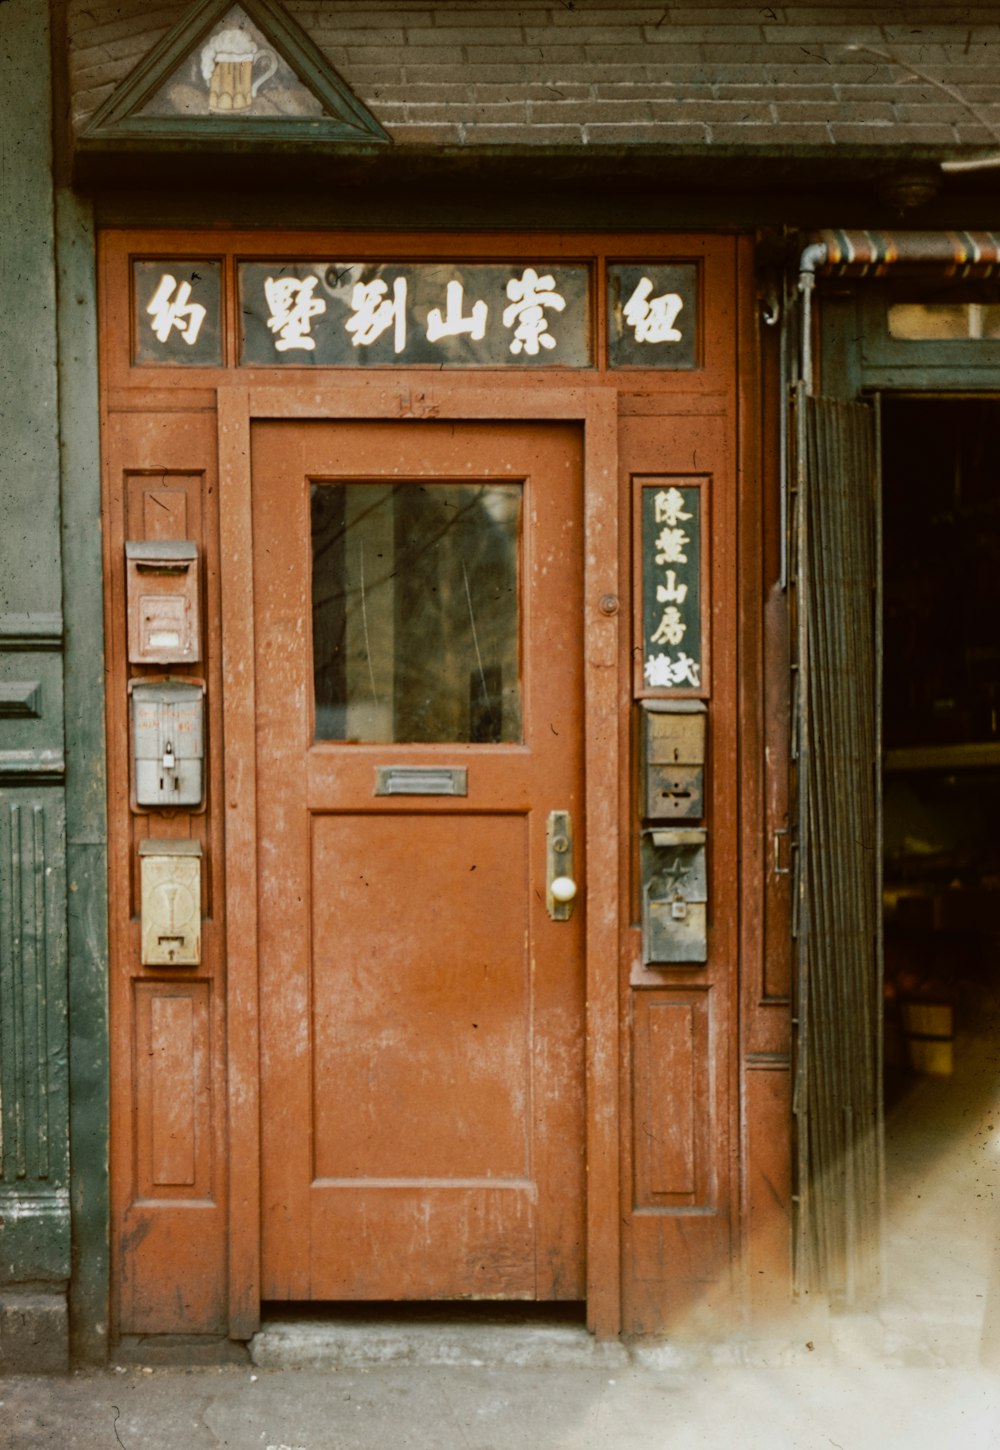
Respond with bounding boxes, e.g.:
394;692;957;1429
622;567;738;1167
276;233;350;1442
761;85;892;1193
150;996;196;1187
217;385;260;1339
736;246;793;1322
581;390;623;1338
649;1003;695;1197
134;981;211;1200
121;974;223;1332
618;236;741;1335
744;1065;792;1313
103;398;228;1340
633;991;712;1207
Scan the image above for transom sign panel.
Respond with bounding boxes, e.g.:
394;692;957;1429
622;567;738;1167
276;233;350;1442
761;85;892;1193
132;258;700;369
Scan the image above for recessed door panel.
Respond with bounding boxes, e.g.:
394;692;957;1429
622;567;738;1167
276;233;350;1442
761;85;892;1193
253;419;585;1302
310;812;530;1182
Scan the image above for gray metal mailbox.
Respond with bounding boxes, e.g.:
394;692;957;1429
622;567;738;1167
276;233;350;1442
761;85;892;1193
129;678;205;809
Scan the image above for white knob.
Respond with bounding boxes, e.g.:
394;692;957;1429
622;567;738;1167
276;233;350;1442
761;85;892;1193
550;875;577;903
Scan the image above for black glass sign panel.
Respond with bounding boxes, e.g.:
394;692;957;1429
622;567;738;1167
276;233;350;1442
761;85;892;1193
607;263;698;370
240;262;591;367
311;482;522;744
640;483;702;692
133;260;223;366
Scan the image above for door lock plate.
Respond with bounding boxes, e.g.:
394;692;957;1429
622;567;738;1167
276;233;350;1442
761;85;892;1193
546;810;577;921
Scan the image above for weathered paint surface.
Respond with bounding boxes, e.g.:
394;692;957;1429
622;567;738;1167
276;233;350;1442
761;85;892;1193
55;181;111;1367
99;231;769;1341
0;0;73;1373
254;420;586;1303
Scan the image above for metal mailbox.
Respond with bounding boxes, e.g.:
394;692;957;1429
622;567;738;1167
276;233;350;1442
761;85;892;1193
129;678;205;809
642;699;706;820
639;700;708;962
139;838;201;966
641;827;708;963
125;539;200;665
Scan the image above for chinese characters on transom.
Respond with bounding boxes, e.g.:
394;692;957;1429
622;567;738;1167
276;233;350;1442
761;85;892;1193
237;262;591;367
426;280;488;343
623;277;684;344
607;262;697;369
502;268;566;355
133;260;223;366
134;259;699;368
264;275;326;351
258;267;568;357
641;484;702;693
147;274;207;345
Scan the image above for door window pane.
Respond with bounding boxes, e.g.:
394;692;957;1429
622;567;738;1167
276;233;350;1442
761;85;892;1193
311;482;522;743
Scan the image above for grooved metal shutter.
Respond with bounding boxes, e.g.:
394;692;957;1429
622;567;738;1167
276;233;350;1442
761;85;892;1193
791;387;883;1305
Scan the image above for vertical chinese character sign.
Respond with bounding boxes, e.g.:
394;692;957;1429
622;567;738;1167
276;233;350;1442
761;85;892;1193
640;482;703;693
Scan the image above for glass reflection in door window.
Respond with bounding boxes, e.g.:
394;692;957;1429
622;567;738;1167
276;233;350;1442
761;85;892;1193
311;482;522;743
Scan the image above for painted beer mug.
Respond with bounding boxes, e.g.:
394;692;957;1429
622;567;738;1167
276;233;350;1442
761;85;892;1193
200;27;277;113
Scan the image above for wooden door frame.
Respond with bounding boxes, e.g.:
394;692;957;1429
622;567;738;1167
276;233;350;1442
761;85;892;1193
217;381;622;1339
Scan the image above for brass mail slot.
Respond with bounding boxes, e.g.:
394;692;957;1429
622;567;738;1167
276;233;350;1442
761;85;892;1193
374;766;468;797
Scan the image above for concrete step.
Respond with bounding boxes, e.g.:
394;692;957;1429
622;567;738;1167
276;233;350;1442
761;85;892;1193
250;1306;990;1373
250;1317;631;1370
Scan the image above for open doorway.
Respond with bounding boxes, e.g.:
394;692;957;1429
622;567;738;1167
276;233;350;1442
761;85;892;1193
880;395;1000;1355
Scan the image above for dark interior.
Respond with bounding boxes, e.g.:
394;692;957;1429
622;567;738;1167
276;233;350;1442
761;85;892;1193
881;396;1000;1104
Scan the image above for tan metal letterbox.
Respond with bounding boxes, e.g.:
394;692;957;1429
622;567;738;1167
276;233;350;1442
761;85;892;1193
139;838;202;966
125;540;200;664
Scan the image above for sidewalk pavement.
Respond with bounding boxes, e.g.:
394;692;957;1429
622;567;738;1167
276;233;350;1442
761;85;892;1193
2;1340;1000;1450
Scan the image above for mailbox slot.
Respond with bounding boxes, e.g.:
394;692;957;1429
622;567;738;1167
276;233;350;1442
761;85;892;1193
129;678;206;810
639;700;708;963
139;838;201;966
126;539;200;664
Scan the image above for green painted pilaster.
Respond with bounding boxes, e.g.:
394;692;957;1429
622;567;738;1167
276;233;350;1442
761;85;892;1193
56;188;109;1368
0;0;71;1373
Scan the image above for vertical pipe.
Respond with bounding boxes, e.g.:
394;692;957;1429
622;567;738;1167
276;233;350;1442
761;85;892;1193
779;282;791;590
797;242;828;398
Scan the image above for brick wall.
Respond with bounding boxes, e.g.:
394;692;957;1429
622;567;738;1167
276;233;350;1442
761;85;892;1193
68;1;1000;153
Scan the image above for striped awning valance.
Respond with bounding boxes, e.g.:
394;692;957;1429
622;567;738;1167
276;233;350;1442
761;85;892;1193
816;229;1000;278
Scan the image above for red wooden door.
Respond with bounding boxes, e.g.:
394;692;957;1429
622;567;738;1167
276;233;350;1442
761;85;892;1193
253;419;586;1301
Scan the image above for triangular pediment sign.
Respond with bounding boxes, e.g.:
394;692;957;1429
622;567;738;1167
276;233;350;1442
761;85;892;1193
83;0;389;145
